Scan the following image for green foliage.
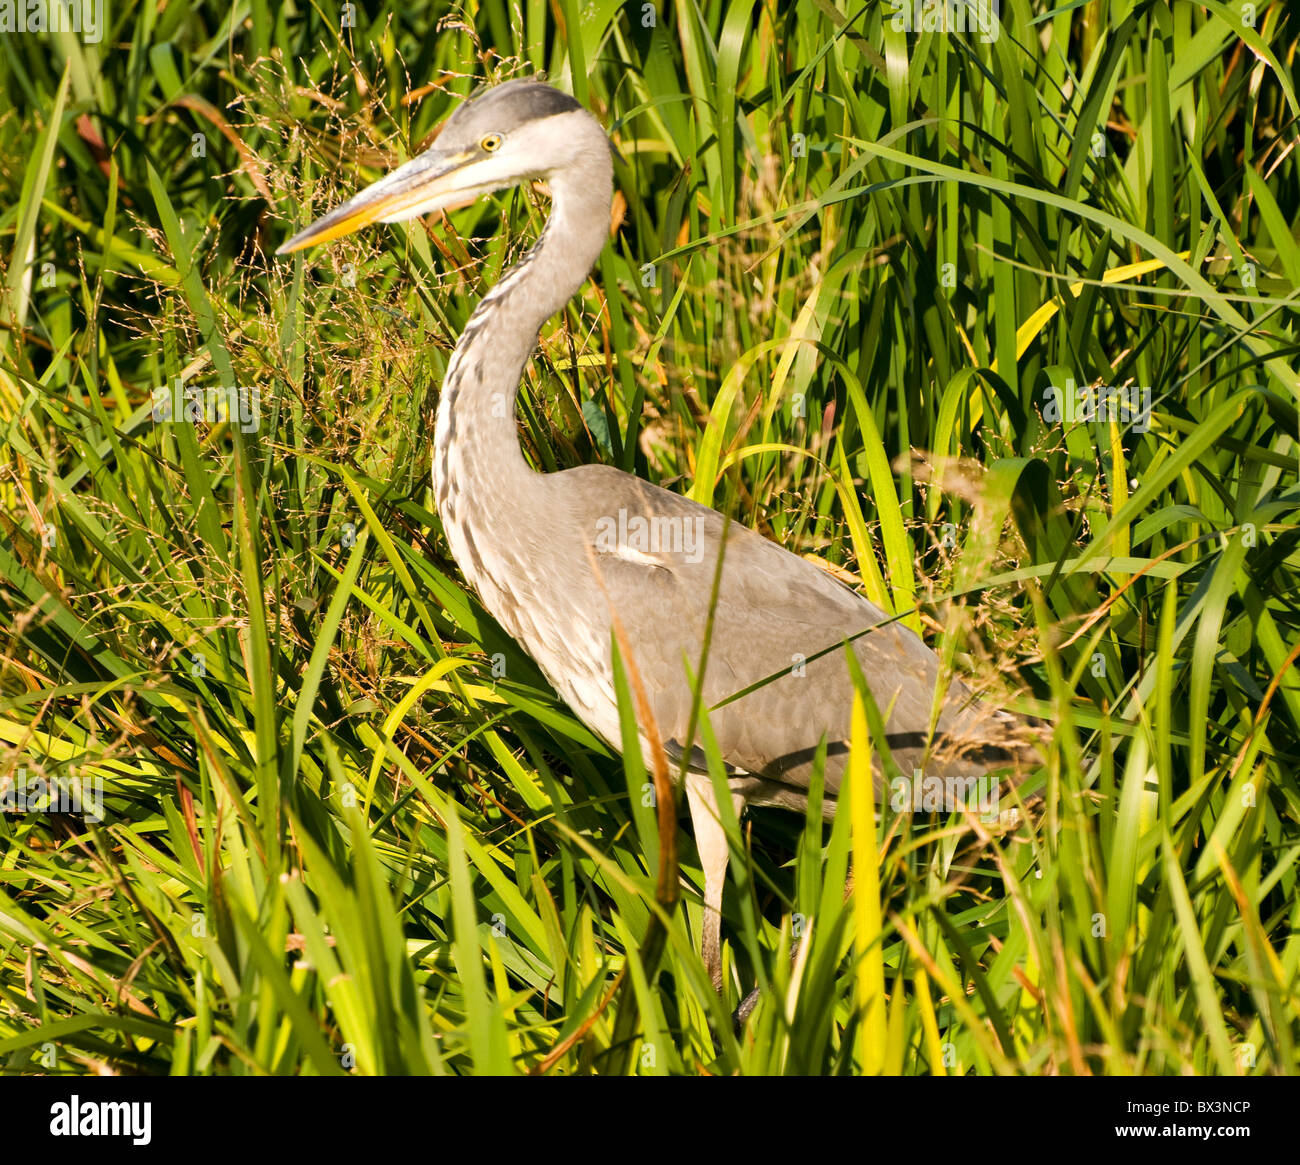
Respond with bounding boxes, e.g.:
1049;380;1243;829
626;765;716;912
1;0;1298;1075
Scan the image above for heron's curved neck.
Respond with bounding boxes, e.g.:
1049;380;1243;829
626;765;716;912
433;153;612;516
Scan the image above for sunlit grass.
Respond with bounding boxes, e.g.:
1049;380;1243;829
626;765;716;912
0;1;1298;1075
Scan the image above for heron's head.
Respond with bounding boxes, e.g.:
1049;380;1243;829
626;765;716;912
277;80;610;255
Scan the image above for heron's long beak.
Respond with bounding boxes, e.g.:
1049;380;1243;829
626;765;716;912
276;146;478;255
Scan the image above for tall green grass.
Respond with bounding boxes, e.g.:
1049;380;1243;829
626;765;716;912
0;0;1298;1074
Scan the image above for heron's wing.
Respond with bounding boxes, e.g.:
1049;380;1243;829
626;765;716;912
557;465;1008;795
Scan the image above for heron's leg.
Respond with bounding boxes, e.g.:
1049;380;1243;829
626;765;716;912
684;772;745;992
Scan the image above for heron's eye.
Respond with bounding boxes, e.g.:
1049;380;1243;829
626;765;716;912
480;133;503;152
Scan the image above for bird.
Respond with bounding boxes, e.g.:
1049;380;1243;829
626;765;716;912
278;78;1041;992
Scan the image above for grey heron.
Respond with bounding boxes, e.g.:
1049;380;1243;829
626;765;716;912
279;79;1040;990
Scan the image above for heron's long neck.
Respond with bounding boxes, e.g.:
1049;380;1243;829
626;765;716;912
430;139;612;630
433;163;611;524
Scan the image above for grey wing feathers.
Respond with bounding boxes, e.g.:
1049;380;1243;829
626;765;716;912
558;464;1028;797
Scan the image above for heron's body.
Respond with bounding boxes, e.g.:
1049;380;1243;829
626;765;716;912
281;79;1037;987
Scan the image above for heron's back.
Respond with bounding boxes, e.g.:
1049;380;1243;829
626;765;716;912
486;464;1039;805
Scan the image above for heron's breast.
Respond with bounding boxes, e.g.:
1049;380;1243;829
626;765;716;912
438;484;623;744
